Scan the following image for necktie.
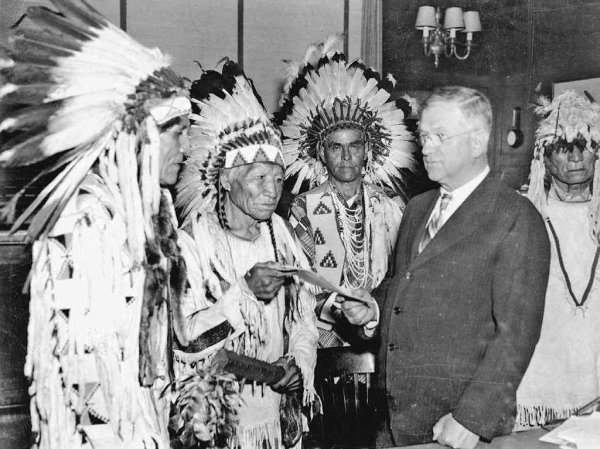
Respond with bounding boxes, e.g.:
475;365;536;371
419;192;452;253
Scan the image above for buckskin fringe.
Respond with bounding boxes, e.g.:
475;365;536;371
229;418;281;449
516;404;579;427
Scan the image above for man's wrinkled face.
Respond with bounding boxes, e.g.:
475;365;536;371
225;162;284;221
158;117;189;186
319;128;366;184
419;102;480;191
546;145;595;187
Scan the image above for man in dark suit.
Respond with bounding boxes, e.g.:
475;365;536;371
339;86;551;448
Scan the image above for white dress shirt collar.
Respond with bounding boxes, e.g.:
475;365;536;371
434;165;490;227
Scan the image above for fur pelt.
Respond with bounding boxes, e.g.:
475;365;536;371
280;390;303;448
139;192;187;386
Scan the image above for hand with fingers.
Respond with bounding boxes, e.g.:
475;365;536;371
269;357;302;393
244;262;290;302
432;413;479;449
336;288;378;326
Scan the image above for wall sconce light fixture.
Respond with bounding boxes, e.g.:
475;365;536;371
415;6;482;68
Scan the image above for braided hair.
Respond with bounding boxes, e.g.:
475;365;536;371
216;179;230;231
267;217;279;263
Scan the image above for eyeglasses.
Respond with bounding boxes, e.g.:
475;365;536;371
417;130;472;147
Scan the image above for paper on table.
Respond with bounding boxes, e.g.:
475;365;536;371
539;418;579;446
539;412;600;449
558;412;600;449
273;265;372;305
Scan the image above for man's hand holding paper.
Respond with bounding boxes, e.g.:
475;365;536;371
335;288;379;330
272;265;375;305
245;262;290;302
270;265;379;335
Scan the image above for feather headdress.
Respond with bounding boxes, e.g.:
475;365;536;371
176;60;284;224
526;90;600;244
275;35;417;199
0;0;191;248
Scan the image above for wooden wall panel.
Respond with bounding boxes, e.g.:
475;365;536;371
383;0;531;86
492;75;538;188
127;0;238;81
348;0;363;66
532;1;600;81
243;0;346;113
0;237;29;406
383;0;600;188
0;234;31;449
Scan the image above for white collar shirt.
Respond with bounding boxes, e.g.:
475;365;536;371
429;165;490;230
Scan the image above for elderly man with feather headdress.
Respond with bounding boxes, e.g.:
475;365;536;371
171;60;318;449
275;36;416;347
516;91;600;428
0;1;192;448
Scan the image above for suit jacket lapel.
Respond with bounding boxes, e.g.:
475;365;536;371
409;175;497;270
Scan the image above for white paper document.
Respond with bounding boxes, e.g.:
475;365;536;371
273;265;372;304
539;412;600;449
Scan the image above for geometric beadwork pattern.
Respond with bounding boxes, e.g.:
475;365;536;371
253;146;270;163
314;227;326;245
313;201;332;215
320;250;338;268
231;151;248;168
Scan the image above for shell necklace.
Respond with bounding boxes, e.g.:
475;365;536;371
329;183;371;289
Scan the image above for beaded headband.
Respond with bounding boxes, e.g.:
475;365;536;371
176;61;284;223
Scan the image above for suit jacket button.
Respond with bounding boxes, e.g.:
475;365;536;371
405;272;412;280
393;307;402;315
388;343;397;351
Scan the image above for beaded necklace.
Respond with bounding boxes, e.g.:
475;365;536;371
329;182;371;289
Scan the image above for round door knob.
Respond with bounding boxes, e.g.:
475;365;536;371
388;343;397;351
393;307;402;315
